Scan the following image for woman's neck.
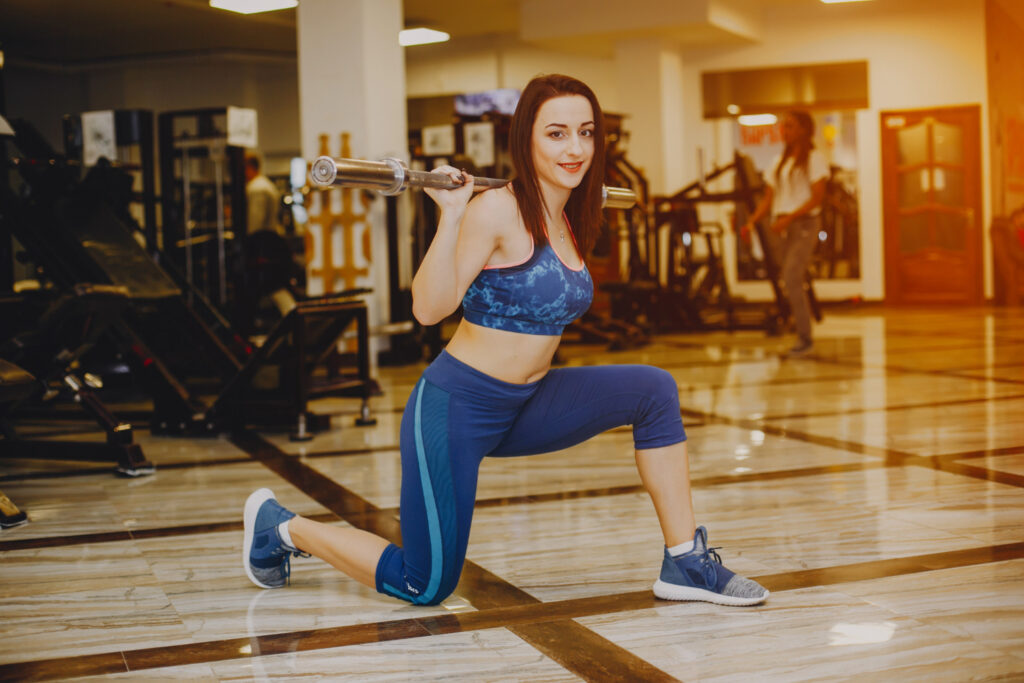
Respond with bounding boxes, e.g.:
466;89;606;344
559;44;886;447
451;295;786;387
539;183;571;223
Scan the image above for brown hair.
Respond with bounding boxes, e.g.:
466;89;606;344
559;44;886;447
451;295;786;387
509;74;606;256
775;110;815;183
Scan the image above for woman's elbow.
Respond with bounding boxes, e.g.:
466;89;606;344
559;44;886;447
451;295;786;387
412;305;440;327
411;298;452;327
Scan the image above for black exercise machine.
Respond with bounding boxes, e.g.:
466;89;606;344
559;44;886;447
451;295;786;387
605;151;821;335
0;284;153;476
2;118;378;440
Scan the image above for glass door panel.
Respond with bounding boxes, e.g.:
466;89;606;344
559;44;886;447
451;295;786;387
897;123;928;165
933;168;965;206
932;122;964;165
899;169;930;207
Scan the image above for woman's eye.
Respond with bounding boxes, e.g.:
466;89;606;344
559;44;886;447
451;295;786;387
580;129;594;137
549;131;564;139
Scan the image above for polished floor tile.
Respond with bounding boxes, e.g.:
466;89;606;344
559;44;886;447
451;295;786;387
768;397;1024;456
1;306;1023;681
578;585;1024;683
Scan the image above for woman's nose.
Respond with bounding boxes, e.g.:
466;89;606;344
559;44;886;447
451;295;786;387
568;134;583;155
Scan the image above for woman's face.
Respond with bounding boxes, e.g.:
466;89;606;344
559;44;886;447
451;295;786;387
781;114;806;145
531;95;595;193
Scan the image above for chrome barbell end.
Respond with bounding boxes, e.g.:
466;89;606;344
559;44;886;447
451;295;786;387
310;156;338;187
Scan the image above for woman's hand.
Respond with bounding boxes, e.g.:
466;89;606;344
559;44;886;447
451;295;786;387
423;165;475;217
771;214;794;234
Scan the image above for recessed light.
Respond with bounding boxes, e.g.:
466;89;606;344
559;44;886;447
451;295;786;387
399;28;451;47
209;0;298;15
738;114;778;126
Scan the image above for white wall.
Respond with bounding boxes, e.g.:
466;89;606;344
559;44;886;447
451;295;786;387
405;36;619;110
5;65;90;148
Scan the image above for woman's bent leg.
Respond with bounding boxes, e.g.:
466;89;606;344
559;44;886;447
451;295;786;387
489;365;767;605
377;359;529;605
635;441;696;547
287;519;389;588
492;365;693;543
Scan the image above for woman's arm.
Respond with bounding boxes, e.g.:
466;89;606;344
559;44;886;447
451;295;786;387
411;169;504;326
741;185;774;240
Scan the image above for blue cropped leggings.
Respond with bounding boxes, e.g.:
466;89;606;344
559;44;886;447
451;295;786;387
375;351;687;605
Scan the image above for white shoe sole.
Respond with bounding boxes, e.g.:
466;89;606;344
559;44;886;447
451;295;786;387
243;487;278;589
653;579;768;606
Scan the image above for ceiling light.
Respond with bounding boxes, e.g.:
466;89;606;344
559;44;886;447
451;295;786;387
738;114;778;127
209;0;298;15
399;28;450;47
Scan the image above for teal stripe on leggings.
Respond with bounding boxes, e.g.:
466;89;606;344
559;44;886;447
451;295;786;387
413;380;444;604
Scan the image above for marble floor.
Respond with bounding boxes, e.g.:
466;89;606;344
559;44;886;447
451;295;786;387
1;306;1023;682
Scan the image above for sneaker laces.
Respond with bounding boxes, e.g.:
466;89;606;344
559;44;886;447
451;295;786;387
695;544;724;586
277;549;310;584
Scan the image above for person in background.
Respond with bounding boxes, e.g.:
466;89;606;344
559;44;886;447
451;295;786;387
245;152;283;236
991;206;1024;306
743;111;828;356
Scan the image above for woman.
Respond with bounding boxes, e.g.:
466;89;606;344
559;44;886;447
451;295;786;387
243;74;768;607
744;111;829;356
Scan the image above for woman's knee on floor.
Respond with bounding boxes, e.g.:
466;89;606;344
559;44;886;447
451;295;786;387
375;543;462;606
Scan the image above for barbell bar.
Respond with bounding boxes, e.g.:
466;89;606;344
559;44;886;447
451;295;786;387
309;156;637;210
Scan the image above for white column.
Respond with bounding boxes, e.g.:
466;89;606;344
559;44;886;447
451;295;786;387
297;0;408;363
297;0;407;162
614;39;688;195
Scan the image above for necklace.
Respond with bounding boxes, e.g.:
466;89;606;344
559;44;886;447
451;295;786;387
559;227;566;243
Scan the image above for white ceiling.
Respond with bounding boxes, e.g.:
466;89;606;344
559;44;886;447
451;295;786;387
2;0;1021;66
0;0;778;65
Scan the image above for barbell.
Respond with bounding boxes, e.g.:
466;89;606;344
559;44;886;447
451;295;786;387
309;156;637;210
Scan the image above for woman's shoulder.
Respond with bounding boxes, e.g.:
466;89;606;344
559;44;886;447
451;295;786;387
464;184;520;230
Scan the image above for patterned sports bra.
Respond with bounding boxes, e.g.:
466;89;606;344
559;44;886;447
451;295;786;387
461;222;593;336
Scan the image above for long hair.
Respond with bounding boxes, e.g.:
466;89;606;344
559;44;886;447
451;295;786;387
775;110;815;184
509;74;606;257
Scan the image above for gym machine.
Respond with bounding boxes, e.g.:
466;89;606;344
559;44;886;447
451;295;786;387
587;116;655;349
1;119;377;441
62;109;159;257
606;151;821;334
158;108;248;314
0;284;153;476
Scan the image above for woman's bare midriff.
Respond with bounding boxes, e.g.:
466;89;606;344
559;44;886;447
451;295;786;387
444;320;561;384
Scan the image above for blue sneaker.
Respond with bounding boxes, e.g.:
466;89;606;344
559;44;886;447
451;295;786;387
243;488;306;589
653;526;768;606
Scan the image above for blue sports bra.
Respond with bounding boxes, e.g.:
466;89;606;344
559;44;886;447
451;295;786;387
461;226;593;336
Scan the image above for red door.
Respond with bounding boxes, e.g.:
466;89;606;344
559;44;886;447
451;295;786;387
881;106;983;304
